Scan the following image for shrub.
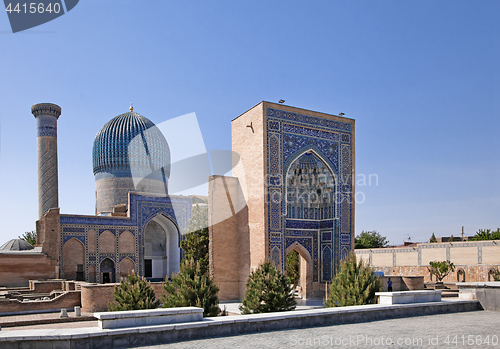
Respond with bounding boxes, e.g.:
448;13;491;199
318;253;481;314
161;258;220;317
324;253;381;307
490;267;500;282
239;261;296;314
108;272;159;311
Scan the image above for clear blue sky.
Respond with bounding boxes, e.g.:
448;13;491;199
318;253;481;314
0;1;498;245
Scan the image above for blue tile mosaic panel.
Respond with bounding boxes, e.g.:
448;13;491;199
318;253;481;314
266;107;353;283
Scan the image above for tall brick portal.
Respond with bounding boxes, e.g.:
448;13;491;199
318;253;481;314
210;101;355;300
32;103;61;219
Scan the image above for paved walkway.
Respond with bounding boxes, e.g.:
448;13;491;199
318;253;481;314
135;311;500;349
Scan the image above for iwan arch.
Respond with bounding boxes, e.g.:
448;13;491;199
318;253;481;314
209;102;355;300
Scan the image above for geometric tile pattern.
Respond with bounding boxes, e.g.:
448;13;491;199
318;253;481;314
266;107;353;283
59;193;192;281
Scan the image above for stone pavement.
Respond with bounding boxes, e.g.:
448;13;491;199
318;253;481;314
136;310;500;349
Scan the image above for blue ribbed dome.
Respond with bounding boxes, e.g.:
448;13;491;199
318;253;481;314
92;111;170;179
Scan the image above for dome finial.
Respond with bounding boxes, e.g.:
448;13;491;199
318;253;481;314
129;102;134;112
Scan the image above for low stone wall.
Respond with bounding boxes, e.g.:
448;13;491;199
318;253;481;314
458;282;500;311
0;300;479;348
81;282;165;313
0;290;81;315
377;290;442;305
29;280;65;293
379;276;424;292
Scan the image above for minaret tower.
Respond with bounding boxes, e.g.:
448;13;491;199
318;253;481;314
31;103;61;219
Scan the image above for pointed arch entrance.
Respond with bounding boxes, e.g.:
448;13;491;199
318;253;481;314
143;213;180;280
286;242;313;299
100;258;115;283
283;149;337;297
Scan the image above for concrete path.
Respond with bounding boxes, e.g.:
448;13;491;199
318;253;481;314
136;310;500;349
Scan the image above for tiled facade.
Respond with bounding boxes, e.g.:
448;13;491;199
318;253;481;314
58;193;191;282
210;102;355;300
265;106;355;284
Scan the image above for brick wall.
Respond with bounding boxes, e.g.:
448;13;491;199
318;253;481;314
0;254;57;287
356;240;500;282
81;282;165;313
0;291;80;314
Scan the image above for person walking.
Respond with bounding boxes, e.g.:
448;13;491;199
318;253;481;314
387;278;393;292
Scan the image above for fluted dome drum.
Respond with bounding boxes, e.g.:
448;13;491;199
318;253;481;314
92;109;170;215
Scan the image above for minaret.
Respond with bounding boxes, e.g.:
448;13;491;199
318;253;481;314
32;103;61;219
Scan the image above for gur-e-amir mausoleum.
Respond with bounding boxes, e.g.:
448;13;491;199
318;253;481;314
0;101;356;301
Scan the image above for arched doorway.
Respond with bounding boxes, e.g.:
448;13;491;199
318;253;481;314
457;269;466;282
100;258;115;283
144;214;180;280
286;243;313;299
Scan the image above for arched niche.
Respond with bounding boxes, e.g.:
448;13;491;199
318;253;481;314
118;230;135;254
144;214;180;280
285;150;336;220
99;230;116;254
63;238;85;281
119;257;135;279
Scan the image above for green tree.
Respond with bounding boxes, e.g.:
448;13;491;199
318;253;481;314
239;261;296;314
490;268;500;282
429;233;437;243
19;230;37;246
325;253;381;307
180;204;209;275
469;229;500;241
354;231;388;249
286;250;300;287
162;258;220;317
428;260;455;282
108;272;159;311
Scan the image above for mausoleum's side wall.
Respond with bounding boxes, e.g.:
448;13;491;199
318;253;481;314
356;240;500;282
208;175;246;301
232;104;268;271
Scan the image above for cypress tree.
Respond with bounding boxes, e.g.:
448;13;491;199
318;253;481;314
180;204;209;275
325;253;381;307
161;258;220;317
108;272;159;311
239;261;296;314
